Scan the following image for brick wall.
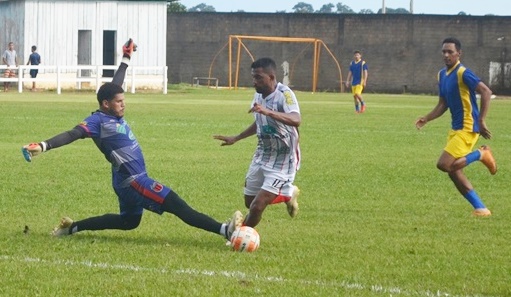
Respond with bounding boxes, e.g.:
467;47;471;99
167;12;511;94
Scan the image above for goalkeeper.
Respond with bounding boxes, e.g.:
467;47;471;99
21;39;242;241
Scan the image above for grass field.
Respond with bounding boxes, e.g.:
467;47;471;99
1;87;510;296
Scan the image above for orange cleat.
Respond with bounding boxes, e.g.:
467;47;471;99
478;145;497;175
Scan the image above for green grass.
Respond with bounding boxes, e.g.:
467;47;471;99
1;88;510;296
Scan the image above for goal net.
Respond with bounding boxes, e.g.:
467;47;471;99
208;35;343;92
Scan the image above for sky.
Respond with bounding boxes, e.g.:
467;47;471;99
177;0;510;16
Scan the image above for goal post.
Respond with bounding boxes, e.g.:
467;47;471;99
225;35;344;93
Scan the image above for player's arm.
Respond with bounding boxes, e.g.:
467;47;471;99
345;71;352;87
214;122;257;146
22;126;87;162
111;39;137;87
415;97;448;130
363;69;368;87
476;81;493;139
250;103;301;127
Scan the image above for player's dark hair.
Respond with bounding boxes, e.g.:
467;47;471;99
251;57;276;73
353;50;362;54
97;83;124;104
31;45;37;51
442;37;461;51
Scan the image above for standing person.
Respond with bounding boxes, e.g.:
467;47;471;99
214;57;301;228
345;50;368;113
415;37;497;216
26;45;41;91
21;39;243;242
2;41;18;92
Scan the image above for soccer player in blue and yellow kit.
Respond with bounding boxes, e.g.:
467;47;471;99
22;39;243;241
415;37;497;216
345;50;368;113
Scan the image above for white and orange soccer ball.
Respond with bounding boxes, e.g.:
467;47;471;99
230;226;260;252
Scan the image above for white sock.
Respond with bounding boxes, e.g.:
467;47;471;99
220;223;228;237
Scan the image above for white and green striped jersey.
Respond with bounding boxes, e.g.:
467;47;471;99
250;83;301;174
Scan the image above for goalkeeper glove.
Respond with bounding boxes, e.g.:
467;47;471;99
21;142;47;162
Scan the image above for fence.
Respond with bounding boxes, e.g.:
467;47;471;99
0;65;168;94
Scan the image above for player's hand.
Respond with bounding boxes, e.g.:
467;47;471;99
21;143;42;162
249;103;268;115
479;121;492;139
213;135;237;146
415;117;428;130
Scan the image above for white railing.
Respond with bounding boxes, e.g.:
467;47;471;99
0;65;168;94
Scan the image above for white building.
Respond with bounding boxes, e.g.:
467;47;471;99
0;0;167;78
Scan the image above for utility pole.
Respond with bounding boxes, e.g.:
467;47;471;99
382;0;386;13
410;0;414;14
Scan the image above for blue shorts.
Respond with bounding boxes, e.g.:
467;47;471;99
114;175;172;216
30;69;38;78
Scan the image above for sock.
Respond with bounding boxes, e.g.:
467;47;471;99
361;101;365;106
270;195;290;204
463;189;486;209
220;223;228;237
355;104;359;112
465;150;481;165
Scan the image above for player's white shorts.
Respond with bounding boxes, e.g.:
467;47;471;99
244;162;296;197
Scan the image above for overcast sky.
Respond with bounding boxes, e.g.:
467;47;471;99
177;0;510;15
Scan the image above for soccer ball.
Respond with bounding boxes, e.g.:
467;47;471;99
230;226;260;252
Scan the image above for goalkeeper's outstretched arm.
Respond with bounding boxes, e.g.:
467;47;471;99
22;126;87;162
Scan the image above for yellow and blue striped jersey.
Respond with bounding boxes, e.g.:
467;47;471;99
349;60;367;86
438;61;481;132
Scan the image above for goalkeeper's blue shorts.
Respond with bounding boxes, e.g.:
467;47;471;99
114;175;172;216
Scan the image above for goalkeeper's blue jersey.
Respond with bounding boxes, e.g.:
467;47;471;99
78;111;146;188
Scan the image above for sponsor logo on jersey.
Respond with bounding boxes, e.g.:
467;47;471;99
284;91;294;105
151;182;163;193
116;123;127;135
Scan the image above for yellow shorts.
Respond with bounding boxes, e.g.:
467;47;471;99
351;84;364;95
444;130;479;158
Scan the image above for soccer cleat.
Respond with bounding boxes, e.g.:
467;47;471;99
286;186;300;218
51;217;74;237
360;104;366;113
225;210;243;241
122;38;137;57
479;145;497;175
472;208;491;217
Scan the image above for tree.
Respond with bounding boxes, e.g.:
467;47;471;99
188;3;216;12
167;0;186;12
359;9;374;14
293;2;314;13
317;3;335;13
378;7;410;14
336;2;355;14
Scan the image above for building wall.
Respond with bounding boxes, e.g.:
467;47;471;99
167;13;511;94
1;0;166;74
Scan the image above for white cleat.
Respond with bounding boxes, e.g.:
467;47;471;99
225;211;243;241
286;186;300;218
51;217;74;237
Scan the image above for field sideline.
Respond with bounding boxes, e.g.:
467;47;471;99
1;87;510;296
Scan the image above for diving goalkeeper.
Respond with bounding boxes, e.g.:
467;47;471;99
21;39;242;241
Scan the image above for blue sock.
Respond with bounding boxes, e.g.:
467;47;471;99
361;101;365;106
463;189;486;209
465;150;481;166
355;104;359;112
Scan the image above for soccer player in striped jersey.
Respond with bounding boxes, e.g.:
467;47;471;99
22;39;242;241
345;50;368;113
214;57;301;228
415;37;497;216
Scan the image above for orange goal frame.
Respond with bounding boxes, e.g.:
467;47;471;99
208;35;344;92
